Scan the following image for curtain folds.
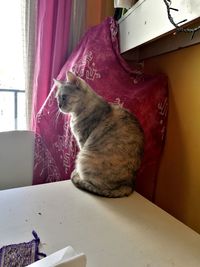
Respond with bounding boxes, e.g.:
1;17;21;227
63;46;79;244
21;0;37;128
29;0;86;129
68;0;86;56
31;0;73;129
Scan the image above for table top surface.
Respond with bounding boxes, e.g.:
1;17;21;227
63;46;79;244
0;181;200;267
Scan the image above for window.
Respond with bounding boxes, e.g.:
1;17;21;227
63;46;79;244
0;0;26;131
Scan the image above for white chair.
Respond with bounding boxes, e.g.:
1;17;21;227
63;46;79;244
0;130;34;190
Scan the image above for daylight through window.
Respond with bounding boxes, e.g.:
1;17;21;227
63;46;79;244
0;0;26;131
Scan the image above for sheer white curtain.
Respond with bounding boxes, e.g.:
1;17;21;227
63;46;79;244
21;0;37;129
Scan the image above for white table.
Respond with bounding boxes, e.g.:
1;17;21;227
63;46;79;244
0;181;200;267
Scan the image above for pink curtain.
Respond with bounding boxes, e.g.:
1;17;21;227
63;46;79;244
31;0;72;129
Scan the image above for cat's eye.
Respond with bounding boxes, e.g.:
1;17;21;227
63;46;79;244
62;95;67;101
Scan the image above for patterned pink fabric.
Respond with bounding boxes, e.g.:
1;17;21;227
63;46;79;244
33;17;168;200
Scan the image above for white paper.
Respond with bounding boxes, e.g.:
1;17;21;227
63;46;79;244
28;246;87;267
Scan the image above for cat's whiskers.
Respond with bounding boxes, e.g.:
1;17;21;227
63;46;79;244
51;108;62;128
55;109;62;128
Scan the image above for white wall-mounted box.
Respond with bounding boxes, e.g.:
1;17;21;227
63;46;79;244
118;0;200;56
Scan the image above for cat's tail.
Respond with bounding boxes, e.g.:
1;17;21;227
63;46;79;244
71;175;133;198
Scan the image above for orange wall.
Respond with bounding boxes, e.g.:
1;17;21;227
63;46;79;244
145;44;200;233
86;0;114;29
86;1;200;233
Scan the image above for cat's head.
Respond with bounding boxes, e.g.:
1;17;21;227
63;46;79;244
55;71;92;114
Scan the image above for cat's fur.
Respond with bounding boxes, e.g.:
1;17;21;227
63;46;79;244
55;71;144;198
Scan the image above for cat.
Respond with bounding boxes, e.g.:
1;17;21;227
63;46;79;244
55;71;144;198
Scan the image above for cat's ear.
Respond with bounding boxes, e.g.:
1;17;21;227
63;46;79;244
53;79;62;87
66;71;86;90
76;77;87;90
66;71;77;84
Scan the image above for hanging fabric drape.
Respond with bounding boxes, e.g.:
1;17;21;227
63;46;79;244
22;0;86;129
67;0;86;56
21;0;37;129
31;0;73;130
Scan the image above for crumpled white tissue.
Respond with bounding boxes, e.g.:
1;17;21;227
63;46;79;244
28;246;87;267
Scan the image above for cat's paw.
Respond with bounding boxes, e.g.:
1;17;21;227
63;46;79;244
71;170;81;184
71;169;78;179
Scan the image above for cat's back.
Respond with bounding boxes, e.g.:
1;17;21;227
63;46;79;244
111;104;142;133
100;103;143;141
85;103;144;160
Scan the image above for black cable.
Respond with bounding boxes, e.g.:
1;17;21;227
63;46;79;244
163;0;200;39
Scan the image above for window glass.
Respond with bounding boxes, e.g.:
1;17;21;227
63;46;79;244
0;0;25;131
0;91;15;131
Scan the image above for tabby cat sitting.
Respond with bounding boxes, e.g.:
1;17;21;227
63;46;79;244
55;71;144;197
